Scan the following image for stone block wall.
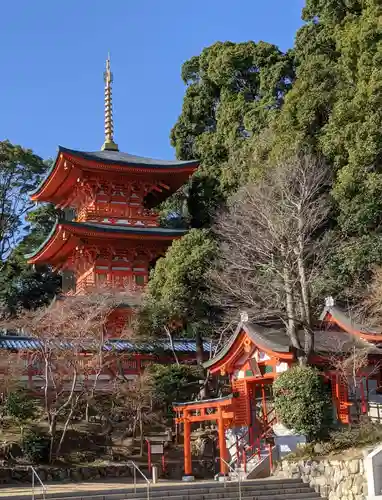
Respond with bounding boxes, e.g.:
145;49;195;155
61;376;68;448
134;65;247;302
274;458;367;500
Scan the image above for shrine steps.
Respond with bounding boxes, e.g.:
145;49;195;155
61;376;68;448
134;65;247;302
11;478;324;500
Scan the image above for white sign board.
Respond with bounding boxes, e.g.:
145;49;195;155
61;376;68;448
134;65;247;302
151;444;164;454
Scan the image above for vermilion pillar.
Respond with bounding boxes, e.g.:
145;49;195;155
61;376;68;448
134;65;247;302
183;410;192;476
218;407;228;475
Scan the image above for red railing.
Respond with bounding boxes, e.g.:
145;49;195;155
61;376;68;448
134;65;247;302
230;406;277;471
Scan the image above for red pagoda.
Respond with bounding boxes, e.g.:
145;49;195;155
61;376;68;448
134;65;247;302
26;56;198;326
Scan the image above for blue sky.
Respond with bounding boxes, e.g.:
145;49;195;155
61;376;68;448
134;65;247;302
0;0;305;161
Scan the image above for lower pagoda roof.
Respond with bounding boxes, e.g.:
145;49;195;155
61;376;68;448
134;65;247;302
26;220;187;266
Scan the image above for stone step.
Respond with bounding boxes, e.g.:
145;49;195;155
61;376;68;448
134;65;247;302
24;493;323;500
0;478;322;500
127;485;315;497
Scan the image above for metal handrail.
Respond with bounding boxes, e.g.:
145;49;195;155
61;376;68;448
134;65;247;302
29;465;47;500
216;457;242;500
127;460;151;500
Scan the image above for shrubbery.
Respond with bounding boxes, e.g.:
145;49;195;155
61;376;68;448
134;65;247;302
273;365;332;439
22;431;50;463
4;391;38;437
148;364;203;419
284;421;382;460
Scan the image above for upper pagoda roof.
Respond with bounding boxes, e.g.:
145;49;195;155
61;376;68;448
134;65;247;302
26;220;187;266
58;147;199;168
31;146;198;205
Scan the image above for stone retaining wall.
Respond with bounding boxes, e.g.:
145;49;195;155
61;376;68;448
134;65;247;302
0;464;136;484
274;457;367;500
0;460;215;484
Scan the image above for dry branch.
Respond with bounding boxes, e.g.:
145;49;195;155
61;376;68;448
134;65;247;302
210;154;331;362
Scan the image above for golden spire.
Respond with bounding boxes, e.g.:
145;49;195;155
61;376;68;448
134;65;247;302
101;53;119;151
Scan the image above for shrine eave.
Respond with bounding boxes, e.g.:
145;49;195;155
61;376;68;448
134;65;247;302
30;146;198;204
204;318;377;373
320;302;382;342
173;395;233;409
25;220;187;265
203;321;293;373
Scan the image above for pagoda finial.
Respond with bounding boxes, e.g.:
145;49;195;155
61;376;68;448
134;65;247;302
101;53;119;151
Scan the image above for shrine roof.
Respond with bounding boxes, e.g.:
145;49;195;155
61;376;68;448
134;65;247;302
0;335;212;354
204;320;378;370
320;300;382;340
26;220;187;264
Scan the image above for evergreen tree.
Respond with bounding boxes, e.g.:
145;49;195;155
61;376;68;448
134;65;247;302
0;203;61;317
262;0;382;301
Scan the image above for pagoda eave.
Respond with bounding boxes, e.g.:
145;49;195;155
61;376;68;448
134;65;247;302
26;221;187;266
26;222;79;267
31;147;198;205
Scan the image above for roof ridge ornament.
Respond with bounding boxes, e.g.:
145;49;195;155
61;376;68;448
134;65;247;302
101;53;119;152
240;311;249;323
325;296;335;307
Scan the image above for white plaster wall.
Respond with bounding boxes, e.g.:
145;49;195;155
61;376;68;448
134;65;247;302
365;444;382;498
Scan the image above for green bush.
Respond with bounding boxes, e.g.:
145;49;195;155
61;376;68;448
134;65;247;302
148;364;203;419
5;391;38;434
22;431;50;463
273;365;332;439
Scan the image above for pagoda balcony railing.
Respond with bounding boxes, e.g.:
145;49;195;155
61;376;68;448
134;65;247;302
76;207;159;227
66;278;145;298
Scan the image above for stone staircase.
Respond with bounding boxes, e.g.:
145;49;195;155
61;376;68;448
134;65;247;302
8;478;324;500
229;439;276;480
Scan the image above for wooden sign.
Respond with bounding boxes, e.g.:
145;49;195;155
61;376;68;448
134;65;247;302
151;444;164;454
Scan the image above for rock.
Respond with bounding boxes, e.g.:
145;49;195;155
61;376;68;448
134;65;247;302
320;485;330;497
336;482;343;497
58;469;67;480
348;460;359;474
314;445;324;457
329;492;339;500
313;476;327;486
352;474;364;495
317;462;326;473
70;469;83;481
343;476;354;491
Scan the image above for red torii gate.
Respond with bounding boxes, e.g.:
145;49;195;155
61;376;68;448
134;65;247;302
173;396;234;478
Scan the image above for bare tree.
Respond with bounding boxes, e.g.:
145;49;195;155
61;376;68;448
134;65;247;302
326;333;380;421
113;373;159;456
210;154;331;363
3;288;133;462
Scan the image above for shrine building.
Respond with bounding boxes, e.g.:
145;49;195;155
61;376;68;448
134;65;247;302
174;298;382;478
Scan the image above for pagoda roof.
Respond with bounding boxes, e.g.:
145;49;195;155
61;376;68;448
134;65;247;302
31;146;198;205
26;220;187;266
57;147;199;168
